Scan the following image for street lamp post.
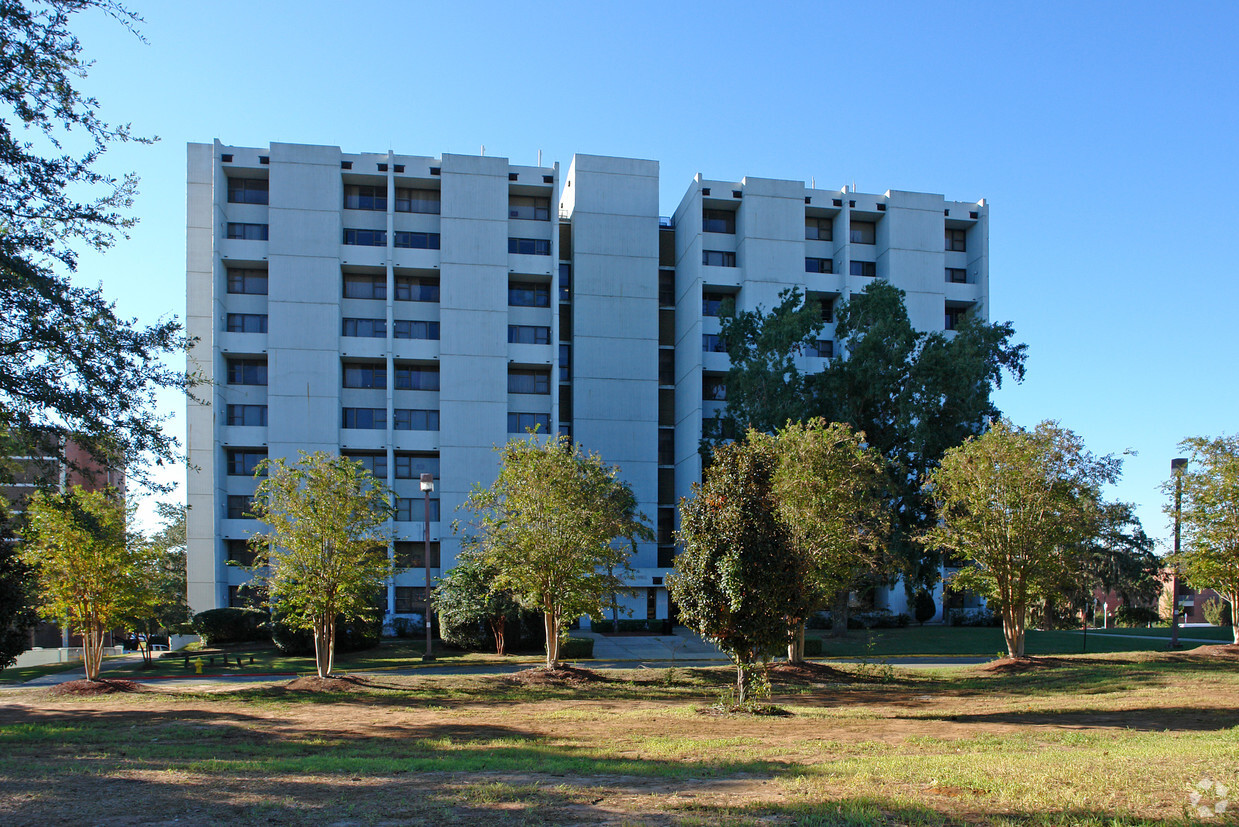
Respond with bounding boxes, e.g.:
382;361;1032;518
420;472;435;661
1170;457;1188;650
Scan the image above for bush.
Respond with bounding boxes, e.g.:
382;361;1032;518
441;608;546;653
805;612;831;630
388;616;414;638
559;636;594;659
1114;605;1162;627
270;613;382;656
801;637;823;657
1203;598;1233;628
912;590;937;626
191;608;268;645
848;610;911;630
595;618;669;634
946;608;999;627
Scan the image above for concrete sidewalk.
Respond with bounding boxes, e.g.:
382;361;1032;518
576;627;728;661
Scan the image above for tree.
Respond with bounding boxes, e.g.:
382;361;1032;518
713;282;1026;596
248;452;394;678
669;438;808;704
1166;435;1239;645
759;419;889;662
1;1;189;483
19;485;144;680
0;503;37;671
1077;502;1160;626
432;551;526;655
122;502;190;666
456;433;653;670
923;420;1120;658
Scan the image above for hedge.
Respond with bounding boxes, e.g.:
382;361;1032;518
191;608;268;645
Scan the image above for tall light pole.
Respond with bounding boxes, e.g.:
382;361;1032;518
1170;457;1188;649
420;472;435;661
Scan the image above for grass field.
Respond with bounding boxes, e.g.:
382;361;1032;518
1;648;1237;825
808;625;1233;658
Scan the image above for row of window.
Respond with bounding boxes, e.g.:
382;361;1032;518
703;334;831;358
343;364;440;391
343;274;439;301
344;185;440;214
224;495;438;522
344;452;438;480
227;269;554;309
343;229;441;249
343;407;440;430
343;318;440;339
227;181;553;224
703;291;834;320
226;539;441;569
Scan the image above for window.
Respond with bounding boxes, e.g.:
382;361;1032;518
659;349;674;386
509;195;550;220
508;325;551;345
395;188;440;214
850;260;876;278
227;178;268;205
806;217;832;241
508;237;551;256
395;365;439;391
343;362;386;389
226;539;256;566
849;221;876;244
226;358;267;386
805;257;833;274
226;495;253;520
819;298;834;324
394;408;439;430
559;344;570;383
946;306;970;331
393;231;440;249
395;276;439;302
394;586;429;613
509;282;550;307
658;429;674;466
342;407;386;429
808;339;834;358
394;320;439;340
395;498;440;522
946;267;968;284
228;585;264;609
508;412;550;433
945;228;967;252
342;318;386;338
344;184;387;211
227;223;268;241
559;263;571;303
226;313;267;333
702;291;730;316
658;270;674;306
226;449;266;476
508;369;550;395
703;376;727;401
395;453;439;480
227;268;267;295
703;209;736;234
226;404;267;427
344;451;388;478
702;334;727;353
395;542;441;568
344;228;385;246
344;273;385;299
702;250;736;267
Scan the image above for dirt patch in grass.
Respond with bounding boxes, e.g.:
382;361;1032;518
507;665;606;687
1189;643;1239;658
769;661;851;684
47;678;144;697
283;675;367;692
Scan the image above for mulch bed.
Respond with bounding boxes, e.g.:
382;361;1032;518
507;666;606;687
284;675;366;692
1188;644;1239;658
49;679;144;697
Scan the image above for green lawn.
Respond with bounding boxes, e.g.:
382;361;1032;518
809;624;1233;658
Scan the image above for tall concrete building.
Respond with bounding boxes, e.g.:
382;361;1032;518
186;141;988;624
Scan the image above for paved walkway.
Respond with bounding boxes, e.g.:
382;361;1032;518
576;627;727;662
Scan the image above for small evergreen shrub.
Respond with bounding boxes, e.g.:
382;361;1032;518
1114;605;1162;627
191;608;268;645
270;614;382;655
801;637;823;657
1202;598;1233;628
559;636;594;659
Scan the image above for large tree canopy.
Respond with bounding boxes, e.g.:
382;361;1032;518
1;1;188;481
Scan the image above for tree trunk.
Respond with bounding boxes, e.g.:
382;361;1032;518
1002;600;1026;658
1231;594;1238;645
543;609;560;670
1039;598;1053;631
829;591;850;639
490;615;506;656
736;662;747;706
787;619;806;663
83;622;104;681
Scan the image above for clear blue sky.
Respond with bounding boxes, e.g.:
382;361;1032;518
65;1;1239;541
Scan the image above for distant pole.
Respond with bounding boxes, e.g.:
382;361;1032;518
421;472;435;661
1170;458;1188;649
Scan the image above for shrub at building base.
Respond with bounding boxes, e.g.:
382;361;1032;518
440;608;544;654
1203;598;1233;628
913;590;937;626
191;608;268;645
271;613;381;656
559;637;594;659
1114;605;1162;627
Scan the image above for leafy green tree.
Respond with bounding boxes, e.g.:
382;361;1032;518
248;452;394;678
712;283;1026;596
759;419;889;661
1165;435;1239;644
122;503;190;666
19;485;144;680
669;438;808;704
923;420;1119;657
432;551;524;655
0;504;38;671
1078;502;1160;625
1;1;188;482
456;433;652;670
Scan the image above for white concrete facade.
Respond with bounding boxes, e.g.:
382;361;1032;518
186;141;989;624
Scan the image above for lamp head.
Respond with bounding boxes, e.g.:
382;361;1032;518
419;472;434;492
1171;458;1188;474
